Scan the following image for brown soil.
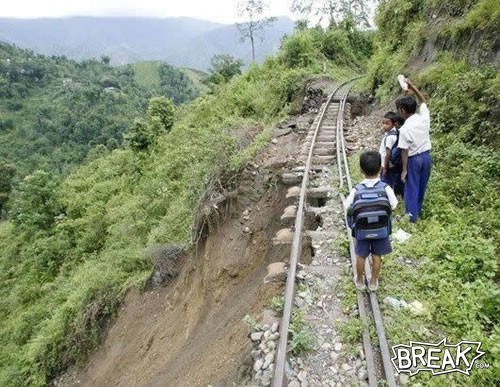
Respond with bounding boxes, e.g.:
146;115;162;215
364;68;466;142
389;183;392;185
59;126;306;387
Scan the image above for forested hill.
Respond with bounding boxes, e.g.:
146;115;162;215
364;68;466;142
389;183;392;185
0;16;295;69
0;42;201;178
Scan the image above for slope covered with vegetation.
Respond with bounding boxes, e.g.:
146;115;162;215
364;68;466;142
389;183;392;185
366;0;499;385
131;61;204;103
0;43;201;179
0;25;372;386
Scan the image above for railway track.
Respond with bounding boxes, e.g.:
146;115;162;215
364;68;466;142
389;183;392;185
272;80;397;387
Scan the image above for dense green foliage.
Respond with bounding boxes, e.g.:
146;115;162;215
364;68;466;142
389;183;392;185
279;20;373;70
0;44;201;181
204;54;244;86
0;161;15;218
367;0;499;385
0;23;368;386
157;63;200;104
367;0;499;99
125;97;175;151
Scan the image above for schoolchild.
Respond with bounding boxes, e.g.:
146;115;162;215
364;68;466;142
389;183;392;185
393;113;406;196
379;111;404;195
345;150;398;291
394;114;405;130
395;78;431;223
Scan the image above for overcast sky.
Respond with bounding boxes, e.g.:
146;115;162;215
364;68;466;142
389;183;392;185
0;0;295;24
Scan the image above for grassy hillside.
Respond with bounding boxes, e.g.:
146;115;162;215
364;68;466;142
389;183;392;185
0;24;370;386
131;61;205;102
366;1;499;385
179;67;210;94
132;61;162;89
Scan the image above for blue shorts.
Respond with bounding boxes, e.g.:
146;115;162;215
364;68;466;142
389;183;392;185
381;167;404;196
355;237;392;258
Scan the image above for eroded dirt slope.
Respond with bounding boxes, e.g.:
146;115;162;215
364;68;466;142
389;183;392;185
59;125;307;387
54;77;351;387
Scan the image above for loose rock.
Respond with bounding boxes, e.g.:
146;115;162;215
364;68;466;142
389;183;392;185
250;332;263;342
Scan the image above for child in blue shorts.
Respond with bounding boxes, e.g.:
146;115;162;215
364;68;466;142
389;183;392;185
345;150;398;291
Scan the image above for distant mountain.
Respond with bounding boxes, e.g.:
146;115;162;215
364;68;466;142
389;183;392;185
0;16;295;70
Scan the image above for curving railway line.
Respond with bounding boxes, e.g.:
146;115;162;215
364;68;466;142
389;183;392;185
272;80;397;387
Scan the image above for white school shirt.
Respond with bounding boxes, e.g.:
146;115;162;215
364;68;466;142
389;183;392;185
398;103;431;157
344;178;398;210
379;129;398;167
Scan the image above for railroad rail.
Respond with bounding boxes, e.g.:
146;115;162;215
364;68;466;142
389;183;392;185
337;85;397;387
272;79;396;387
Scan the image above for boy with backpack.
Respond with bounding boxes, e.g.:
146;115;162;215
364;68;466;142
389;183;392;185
345;150;398;291
379;111;405;196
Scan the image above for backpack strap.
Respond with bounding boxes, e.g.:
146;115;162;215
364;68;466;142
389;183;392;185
374;180;388;190
356;181;387;190
384;129;399;148
354;183;366;191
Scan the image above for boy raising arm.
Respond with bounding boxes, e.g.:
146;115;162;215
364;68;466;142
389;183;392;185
396;78;432;222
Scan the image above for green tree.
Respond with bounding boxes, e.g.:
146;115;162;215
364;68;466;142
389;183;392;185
0;161;16;219
11;170;60;230
100;55;111;65
294;19;310;31
279;31;319;68
127;97;175;152
146;97;175;133
343;0;375;28
236;0;277;62
125;119;153;152
206;54;244;84
158;63;198;104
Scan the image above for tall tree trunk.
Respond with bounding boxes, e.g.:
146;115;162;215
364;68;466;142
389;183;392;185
251;35;255;62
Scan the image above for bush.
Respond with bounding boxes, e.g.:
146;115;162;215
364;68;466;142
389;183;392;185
279;31;321;68
420;59;499;148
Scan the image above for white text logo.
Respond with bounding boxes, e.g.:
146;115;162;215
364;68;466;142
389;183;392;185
391;338;486;376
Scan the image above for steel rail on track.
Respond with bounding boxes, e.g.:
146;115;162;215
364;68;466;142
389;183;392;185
273;84;344;387
334;83;379;387
337;84;397;387
272;81;350;387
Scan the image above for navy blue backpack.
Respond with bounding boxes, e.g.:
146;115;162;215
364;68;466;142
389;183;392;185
385;129;402;169
348;181;392;240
